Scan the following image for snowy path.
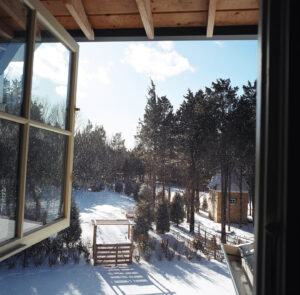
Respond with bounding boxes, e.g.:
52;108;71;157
0;189;236;295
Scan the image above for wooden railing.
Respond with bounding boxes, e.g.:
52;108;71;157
94;243;132;266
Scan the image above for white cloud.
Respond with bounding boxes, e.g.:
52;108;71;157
122;43;194;81
33;43;70;86
157;41;174;51
4;62;24;80
214;41;225;47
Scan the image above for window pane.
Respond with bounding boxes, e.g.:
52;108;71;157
0;1;27;116
30;20;71;129
24;127;67;233
0;119;20;243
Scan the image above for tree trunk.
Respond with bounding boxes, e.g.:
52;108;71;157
239;168;243;228
227;171;231;232
190;188;195;233
195;189;200;212
168;184;171;204
221;164;228;243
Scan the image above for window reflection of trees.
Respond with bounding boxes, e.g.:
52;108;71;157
1;77;23;114
25;103;67;230
0;119;20;241
31;99;67;129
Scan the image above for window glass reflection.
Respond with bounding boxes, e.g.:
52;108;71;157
0;119;20;243
24;127;67;232
30;21;71;129
0;1;27;116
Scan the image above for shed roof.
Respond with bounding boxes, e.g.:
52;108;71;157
207;170;249;193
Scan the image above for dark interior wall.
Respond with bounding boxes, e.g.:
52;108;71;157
255;0;297;294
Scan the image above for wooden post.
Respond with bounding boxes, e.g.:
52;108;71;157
128;224;130;240
129;243;132;264
116;245;118;266
93;223;97;265
132;226;134;241
212;235;216;260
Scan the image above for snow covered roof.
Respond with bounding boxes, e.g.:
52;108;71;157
207;170;249;193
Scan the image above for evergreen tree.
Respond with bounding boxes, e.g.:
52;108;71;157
134;215;151;239
155;201;170;234
176;89;213;232
136;81;174;205
205;78;238;242
170;193;185;226
124;181;133;196
136;184;155;227
138;183;153;203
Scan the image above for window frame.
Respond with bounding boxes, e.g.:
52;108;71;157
0;0;79;261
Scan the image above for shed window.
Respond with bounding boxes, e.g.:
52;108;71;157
229;198;237;205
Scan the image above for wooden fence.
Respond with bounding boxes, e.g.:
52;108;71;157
94;243;133;266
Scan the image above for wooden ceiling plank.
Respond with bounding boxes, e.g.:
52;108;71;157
0;0;26;30
207;0;217;37
63;0;94;40
0;20;13;39
135;0;154;39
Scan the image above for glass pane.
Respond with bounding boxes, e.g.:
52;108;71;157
30;20;71;129
0;119;20;243
0;1;27;116
24;127;67;233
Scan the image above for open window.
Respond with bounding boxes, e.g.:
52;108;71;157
0;0;78;261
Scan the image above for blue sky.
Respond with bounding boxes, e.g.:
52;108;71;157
76;40;258;149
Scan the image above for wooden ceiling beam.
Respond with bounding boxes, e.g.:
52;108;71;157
63;0;94;40
135;0;154;40
207;0;217;38
0;0;27;30
0;20;14;39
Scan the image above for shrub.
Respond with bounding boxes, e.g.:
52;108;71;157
134;217;151;240
192;236;203;251
56;199;82;248
138;184;153;203
170;193;185;226
115;181;123;193
136;201;154;227
124;181;133;196
132;182;140;201
202;196;208;211
156;201;170;234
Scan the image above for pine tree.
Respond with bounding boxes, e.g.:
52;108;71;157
170;193;185;226
156;201;170;234
136;81;174;205
134;215;151;239
136;184;155;228
124;181;133;196
205;78;238;243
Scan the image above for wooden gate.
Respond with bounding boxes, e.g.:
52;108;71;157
94;243;133;266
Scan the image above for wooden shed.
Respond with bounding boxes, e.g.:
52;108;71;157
207;171;248;224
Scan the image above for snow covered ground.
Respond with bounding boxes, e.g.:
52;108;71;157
0;189;242;295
